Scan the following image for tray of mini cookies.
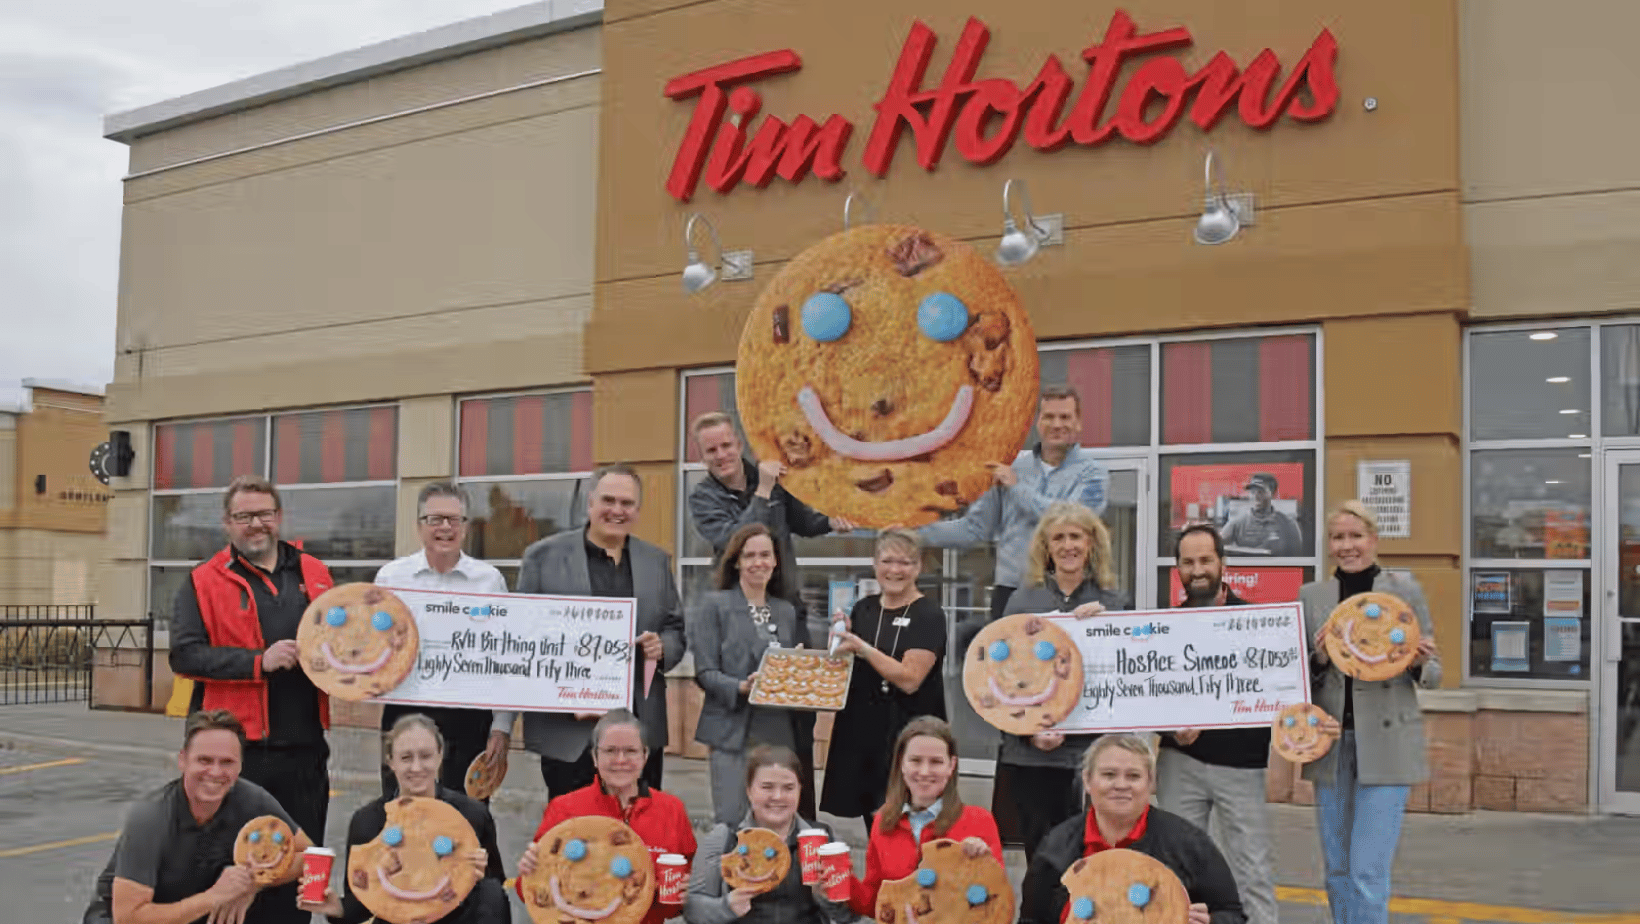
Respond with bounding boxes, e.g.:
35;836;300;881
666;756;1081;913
746;647;854;712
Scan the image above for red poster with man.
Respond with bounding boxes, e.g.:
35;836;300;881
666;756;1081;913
1167;567;1307;605
1170;462;1308;558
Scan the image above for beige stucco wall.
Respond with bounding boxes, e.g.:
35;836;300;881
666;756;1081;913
1462;0;1640;318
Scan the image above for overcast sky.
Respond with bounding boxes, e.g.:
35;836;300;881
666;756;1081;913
0;0;530;407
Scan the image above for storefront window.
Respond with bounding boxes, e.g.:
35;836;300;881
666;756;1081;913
1037;344;1151;447
456;390;593;583
1469;328;1592;441
1602;325;1640;438
1159;333;1315;445
153;416;264;491
1467;567;1592;680
1155;566;1313;609
1157;450;1317;559
1470;449;1592;561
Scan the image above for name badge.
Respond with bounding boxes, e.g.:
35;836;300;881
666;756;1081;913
892;616;912;627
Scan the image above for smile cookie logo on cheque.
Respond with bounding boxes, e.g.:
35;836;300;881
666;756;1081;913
736;224;1039;528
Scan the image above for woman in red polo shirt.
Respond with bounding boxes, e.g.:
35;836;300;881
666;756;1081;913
517;709;697;924
1019;734;1244;924
849;716;1004;917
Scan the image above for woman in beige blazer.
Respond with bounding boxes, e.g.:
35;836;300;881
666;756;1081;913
1298;500;1440;924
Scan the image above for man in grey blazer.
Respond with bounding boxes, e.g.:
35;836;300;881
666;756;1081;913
516;464;687;800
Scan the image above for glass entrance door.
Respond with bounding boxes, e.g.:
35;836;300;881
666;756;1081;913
945;457;1152;774
1600;450;1640;814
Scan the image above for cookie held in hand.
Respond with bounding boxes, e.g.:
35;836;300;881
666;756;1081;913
874;838;1013;924
233;815;298;887
346;796;481;923
1271;702;1339;765
296;583;419;701
721;828;791;895
1059;848;1190;924
1323;592;1421;682
521;816;654;924
963;613;1083;736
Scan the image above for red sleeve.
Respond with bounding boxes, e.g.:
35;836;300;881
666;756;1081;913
966;807;1003;859
850;831;885;916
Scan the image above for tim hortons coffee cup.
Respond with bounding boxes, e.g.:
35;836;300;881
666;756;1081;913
797;829;828;885
298;847;336;904
657;853;689;904
817;842;852;902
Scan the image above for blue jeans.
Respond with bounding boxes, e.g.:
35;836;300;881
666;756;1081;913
1313;731;1409;924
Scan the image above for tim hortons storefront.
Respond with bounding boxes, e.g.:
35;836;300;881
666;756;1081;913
100;0;1638;813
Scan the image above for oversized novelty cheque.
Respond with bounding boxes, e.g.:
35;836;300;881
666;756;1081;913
370;587;636;714
965;604;1311;735
735;224;1040;528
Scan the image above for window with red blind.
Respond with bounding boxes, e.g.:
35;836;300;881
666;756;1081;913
153;417;266;490
271;407;398;484
681;372;743;464
1037;345;1151;447
459;391;593;477
1159;334;1315;445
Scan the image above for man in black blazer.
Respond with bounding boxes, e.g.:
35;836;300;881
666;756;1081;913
516;464;687;800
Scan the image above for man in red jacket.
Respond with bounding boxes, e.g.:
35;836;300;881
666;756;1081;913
518;709;696;924
169;475;334;884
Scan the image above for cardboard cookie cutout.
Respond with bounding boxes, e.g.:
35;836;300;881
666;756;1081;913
233;815;298;887
721;828;791;895
521;816;655;924
963;613;1084;736
874;838;1013;924
346;796;481;923
297;583;420;701
1322;592;1422;682
1060;848;1190;924
735;224;1040;528
1271;702;1338;765
464;751;506;801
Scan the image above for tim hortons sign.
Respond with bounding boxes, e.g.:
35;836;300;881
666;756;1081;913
663;10;1339;202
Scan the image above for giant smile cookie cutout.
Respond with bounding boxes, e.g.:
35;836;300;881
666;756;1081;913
1322;592;1421;682
464;752;507;801
297;583;419;701
346;796;481;923
735;224;1039;529
233;815;298;887
1271;703;1338;765
963;614;1083;736
521;816;655;924
1060;848;1190;924
721;828;791;895
874;838;1013;924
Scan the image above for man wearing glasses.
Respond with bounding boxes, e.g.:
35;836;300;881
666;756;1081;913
373;482;511;797
170;475;336;863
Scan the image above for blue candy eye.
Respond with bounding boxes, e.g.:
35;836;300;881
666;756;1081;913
1307;714;1320;727
1363;603;1382;619
966;885;989;905
272;832;285;844
372;611;393;631
611;856;633;878
325;607;347;627
1128;884;1152;908
736;844;748;856
988;641;1010;661
917;292;970;343
801;293;852;342
763;847;776;859
1283;716;1296;728
248;831;261;843
1071;897;1095;920
1034;640;1056;661
916;869;937;887
1389;628;1406;644
432;836;453;857
565;839;588;861
383;826;403;847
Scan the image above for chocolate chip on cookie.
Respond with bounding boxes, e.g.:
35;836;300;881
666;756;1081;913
887;232;943;276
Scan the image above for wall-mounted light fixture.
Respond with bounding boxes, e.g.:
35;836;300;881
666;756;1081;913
681;213;754;293
843;191;877;230
1193;149;1256;246
995;179;1063;266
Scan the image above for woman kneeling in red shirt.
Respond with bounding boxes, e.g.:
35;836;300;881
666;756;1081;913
850;716;1004;918
518;709;697;924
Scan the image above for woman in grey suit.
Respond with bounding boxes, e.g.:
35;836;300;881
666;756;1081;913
689;523;817;826
1298;500;1441;924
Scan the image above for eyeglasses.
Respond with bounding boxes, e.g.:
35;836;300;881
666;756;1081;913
419;515;469;527
596;746;644;761
227;510;279;525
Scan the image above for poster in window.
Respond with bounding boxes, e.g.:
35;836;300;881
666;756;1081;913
1471;572;1512;615
1168;462;1308;557
1544;617;1582;662
1543;570;1584;618
1543;506;1590;560
1355;460;1411;539
1166;567;1306;606
1490;621;1531;672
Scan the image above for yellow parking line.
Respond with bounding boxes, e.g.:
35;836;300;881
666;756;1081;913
0;757;84;776
1276;886;1640;924
0;831;117;858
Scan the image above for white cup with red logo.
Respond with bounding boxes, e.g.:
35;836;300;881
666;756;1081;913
657;853;690;904
298;847;335;904
797;829;828;885
816;842;852;902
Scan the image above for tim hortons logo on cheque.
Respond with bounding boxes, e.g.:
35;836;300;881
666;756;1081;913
662;10;1339;201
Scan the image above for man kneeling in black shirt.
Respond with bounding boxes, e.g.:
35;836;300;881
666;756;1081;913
83;710;312;924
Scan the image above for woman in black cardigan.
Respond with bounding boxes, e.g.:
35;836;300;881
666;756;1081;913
297;714;508;924
1020;734;1245;924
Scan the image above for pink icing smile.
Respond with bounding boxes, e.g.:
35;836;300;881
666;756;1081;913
376;867;450;901
550;876;623;920
797;385;973;462
321;641;394;674
1338;620;1388;664
987;674;1058;707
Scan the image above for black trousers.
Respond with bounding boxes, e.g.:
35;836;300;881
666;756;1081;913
240;741;330;924
379;705;492;798
997;762;1081;863
540;743;663;802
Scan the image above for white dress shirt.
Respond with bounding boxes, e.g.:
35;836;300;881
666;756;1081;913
374;549;516;735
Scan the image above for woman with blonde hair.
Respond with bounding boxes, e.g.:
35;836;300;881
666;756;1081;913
1299;500;1439;924
997;500;1131;862
821;529;948;840
1020;735;1244;924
